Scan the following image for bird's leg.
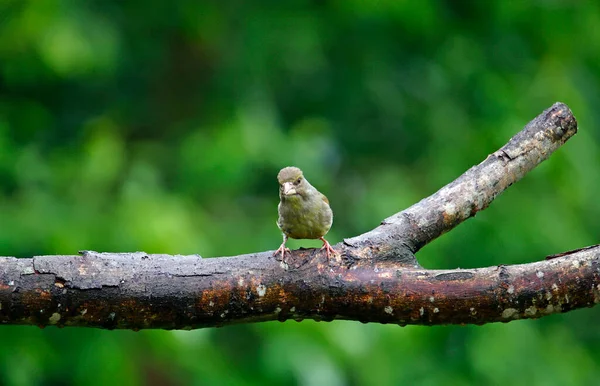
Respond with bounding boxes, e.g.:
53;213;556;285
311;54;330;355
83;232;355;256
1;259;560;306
273;234;291;262
319;237;336;258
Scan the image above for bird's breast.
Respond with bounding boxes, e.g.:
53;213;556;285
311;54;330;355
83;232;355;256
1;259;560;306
277;196;333;240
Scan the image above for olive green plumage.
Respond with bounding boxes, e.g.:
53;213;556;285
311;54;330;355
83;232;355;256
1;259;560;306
274;166;335;261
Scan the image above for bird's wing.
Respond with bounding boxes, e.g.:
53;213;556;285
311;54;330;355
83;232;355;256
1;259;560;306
276;202;283;229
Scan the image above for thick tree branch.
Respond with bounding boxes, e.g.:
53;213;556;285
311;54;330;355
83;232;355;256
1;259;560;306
2;247;598;328
0;102;592;330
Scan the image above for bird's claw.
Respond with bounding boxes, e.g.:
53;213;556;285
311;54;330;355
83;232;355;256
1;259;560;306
319;238;336;259
273;244;291;262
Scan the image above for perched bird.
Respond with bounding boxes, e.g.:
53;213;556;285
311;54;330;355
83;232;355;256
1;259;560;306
274;166;335;262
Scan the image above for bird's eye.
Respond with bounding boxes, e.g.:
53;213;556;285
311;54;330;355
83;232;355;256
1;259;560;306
295;177;302;185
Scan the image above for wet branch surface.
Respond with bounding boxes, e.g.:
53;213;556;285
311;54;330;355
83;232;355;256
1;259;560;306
1;102;596;330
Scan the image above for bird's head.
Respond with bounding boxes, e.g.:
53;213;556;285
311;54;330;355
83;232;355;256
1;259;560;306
277;166;308;198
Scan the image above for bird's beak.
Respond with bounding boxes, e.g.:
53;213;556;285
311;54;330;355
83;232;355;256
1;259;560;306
282;182;297;196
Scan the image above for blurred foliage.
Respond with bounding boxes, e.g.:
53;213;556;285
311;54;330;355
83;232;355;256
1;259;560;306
1;0;600;385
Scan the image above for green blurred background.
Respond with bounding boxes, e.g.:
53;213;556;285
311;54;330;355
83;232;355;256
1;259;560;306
1;0;599;385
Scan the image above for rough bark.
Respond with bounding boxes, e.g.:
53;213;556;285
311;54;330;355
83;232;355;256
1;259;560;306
1;102;593;330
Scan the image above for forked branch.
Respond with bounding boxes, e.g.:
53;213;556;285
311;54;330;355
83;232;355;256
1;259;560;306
1;102;595;330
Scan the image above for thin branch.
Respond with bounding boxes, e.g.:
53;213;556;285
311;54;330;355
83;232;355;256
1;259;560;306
344;102;577;264
0;102;591;330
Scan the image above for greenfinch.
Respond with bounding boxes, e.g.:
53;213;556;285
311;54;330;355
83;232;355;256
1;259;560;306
274;166;335;262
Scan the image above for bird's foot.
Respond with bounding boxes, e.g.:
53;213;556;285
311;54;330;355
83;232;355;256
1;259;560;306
273;244;291;262
319;237;336;258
